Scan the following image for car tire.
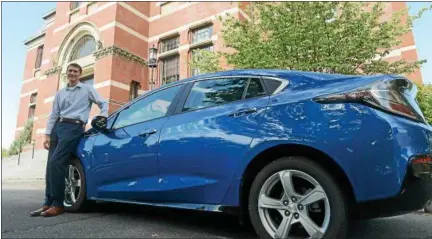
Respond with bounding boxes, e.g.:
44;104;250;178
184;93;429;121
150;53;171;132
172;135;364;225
248;156;349;239
64;158;94;212
425;199;432;213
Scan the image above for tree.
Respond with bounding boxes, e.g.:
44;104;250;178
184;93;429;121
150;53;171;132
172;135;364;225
8;119;33;156
2;148;9;158
190;2;431;75
416;84;432;124
188;48;223;75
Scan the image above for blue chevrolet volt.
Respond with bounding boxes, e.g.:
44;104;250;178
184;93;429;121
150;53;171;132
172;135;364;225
64;70;432;239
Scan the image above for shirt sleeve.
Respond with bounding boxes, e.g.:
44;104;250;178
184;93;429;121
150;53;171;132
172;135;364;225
45;92;61;135
88;86;109;117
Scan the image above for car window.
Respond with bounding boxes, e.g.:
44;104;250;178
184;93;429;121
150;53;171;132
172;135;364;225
246;78;267;99
182;78;248;112
113;85;182;129
262;78;283;94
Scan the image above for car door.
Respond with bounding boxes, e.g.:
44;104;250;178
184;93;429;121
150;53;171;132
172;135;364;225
157;76;270;204
88;84;184;202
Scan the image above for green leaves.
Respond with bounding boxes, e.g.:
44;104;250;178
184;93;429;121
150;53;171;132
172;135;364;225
191;2;430;77
188;48;223;75
416;84;432;124
7;119;33;156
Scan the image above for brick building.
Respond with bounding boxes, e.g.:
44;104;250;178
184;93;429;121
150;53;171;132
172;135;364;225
16;2;423;150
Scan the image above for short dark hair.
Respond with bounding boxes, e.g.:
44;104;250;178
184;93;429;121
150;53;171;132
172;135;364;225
67;63;82;73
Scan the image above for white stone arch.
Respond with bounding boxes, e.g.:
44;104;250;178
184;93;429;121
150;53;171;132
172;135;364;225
56;21;101;88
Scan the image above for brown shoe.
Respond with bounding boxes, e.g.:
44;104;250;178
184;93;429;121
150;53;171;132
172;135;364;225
41;206;64;217
30;206;50;217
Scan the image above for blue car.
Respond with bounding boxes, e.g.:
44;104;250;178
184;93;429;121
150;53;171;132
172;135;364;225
65;70;432;239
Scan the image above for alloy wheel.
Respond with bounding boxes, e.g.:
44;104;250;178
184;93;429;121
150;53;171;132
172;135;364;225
258;170;331;239
64;164;82;207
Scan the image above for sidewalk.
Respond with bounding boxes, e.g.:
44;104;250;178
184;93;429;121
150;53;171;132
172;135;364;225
1;149;48;182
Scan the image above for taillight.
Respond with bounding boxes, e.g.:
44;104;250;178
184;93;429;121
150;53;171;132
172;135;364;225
412;156;432;165
313;78;427;123
410;154;432;179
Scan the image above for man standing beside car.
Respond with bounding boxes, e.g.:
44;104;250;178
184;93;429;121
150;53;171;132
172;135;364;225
30;63;108;217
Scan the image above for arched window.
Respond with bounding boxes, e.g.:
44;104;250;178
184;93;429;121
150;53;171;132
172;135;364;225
69;35;96;61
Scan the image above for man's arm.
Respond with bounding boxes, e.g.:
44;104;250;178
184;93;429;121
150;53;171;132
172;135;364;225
88;86;108;117
45;92;61;135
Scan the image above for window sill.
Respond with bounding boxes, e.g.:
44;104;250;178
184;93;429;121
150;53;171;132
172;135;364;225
159;49;179;59
189;39;213;49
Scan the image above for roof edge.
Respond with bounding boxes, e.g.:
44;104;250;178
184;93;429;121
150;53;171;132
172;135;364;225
42;8;56;20
24;31;46;45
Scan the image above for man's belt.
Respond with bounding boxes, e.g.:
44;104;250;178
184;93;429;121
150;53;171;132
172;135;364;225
59;117;84;125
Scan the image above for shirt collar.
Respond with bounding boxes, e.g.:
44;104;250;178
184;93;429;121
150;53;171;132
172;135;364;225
66;81;83;91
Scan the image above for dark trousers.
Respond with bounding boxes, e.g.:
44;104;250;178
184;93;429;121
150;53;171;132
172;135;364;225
44;121;84;207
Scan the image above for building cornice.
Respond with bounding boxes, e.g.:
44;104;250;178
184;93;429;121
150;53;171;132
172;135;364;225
24;31;45;46
44;66;62;77
42;8;56;20
93;45;148;66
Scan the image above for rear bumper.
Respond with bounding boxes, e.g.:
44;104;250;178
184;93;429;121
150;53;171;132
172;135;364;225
353;157;432;219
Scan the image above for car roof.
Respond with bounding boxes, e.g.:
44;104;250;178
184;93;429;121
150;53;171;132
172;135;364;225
169;69;398;85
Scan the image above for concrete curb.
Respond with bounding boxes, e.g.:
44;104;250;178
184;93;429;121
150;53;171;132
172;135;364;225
2;178;45;182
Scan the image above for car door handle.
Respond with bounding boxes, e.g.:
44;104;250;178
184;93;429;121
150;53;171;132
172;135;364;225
228;107;258;117
138;128;157;137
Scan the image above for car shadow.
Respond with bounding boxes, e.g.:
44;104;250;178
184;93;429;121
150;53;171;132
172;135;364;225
85;201;424;239
87;201;259;238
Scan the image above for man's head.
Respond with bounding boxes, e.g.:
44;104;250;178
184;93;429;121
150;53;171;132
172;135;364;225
67;63;82;84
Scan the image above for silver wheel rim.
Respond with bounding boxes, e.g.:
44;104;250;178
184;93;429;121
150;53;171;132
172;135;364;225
64;165;81;207
258;170;331;239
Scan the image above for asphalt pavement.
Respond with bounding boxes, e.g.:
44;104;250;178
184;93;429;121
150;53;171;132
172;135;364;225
2;181;431;238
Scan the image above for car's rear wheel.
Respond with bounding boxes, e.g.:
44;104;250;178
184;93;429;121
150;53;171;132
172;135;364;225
248;156;348;239
64;158;93;212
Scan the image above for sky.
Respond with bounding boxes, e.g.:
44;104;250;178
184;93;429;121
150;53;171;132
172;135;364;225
1;2;432;149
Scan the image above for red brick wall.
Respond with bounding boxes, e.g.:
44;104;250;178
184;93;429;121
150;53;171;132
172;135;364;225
110;55;148;89
149;2;237;37
126;2;150;17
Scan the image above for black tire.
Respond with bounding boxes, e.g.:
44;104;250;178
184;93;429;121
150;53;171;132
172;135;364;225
248;156;349;239
64;158;94;212
425;199;432;213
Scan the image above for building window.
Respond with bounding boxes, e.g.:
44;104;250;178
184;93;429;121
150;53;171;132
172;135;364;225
30;93;37;104
35;45;43;69
191;25;212;44
28;105;36;119
34;70;41;78
130;81;140;100
70;35;96;61
80;75;94;85
190;45;214;76
160;55;179;84
70;2;82;10
160;36;179;53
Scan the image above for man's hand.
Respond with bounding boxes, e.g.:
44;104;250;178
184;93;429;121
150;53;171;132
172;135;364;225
43;135;51;150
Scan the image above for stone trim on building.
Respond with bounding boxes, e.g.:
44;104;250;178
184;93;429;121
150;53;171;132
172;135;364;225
44;66;62;76
93;45;148;66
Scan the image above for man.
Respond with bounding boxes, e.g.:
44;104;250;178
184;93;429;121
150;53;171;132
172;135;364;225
30;63;108;217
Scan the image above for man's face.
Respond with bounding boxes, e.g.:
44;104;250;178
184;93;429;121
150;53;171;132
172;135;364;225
67;66;81;82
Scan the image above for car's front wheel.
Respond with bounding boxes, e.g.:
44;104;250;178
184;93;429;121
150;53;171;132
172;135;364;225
248;156;349;239
64;158;93;212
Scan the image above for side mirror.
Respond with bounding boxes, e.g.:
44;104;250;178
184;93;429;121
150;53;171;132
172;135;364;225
91;116;108;133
